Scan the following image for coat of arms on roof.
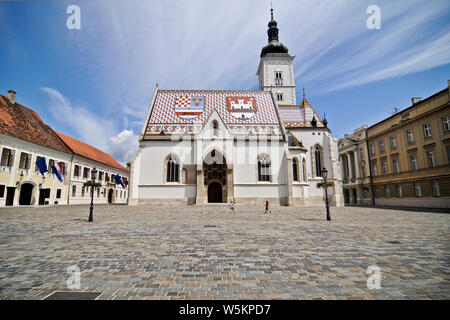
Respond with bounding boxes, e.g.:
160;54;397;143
226;97;257;120
174;95;204;120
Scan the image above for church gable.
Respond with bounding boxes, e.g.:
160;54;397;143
278;98;324;128
143;90;283;137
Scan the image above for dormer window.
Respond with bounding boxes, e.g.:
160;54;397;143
275;71;283;85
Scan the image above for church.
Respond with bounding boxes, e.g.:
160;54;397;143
129;9;344;207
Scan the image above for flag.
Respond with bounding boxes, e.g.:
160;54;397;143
122;177;128;188
35;157;48;176
51;162;64;182
114;174;125;188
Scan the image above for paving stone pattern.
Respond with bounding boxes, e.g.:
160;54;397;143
0;204;448;300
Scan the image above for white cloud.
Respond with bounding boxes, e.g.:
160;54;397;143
106;129;139;165
41;87;137;165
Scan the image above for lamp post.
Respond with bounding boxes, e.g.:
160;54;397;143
321;167;331;221
88;167;98;222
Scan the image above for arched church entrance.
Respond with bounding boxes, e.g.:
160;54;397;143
108;189;114;204
19;183;34;205
203;149;227;203
208;182;223;203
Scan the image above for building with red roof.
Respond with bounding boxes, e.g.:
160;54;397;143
0;90;128;207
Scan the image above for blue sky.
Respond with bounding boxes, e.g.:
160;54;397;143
1;0;449;164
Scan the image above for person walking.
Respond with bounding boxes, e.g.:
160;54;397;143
229;201;236;214
264;200;270;214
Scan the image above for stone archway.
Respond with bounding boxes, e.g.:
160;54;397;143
196;148;234;204
19;183;34;205
203;149;227;203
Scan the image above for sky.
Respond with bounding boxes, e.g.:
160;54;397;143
1;0;449;165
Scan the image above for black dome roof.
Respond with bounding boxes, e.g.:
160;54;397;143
260;9;289;57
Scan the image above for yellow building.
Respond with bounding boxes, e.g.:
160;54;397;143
0;90;129;206
339;81;450;208
0;91;72;206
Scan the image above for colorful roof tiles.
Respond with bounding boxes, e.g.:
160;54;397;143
144;90;283;136
278;98;323;128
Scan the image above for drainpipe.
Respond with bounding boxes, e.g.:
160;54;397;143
365;128;376;206
67;154;74;205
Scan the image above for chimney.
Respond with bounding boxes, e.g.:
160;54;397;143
411;97;422;105
7;90;16;104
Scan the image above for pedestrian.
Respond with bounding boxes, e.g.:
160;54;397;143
264;200;270;214
229;201;236;214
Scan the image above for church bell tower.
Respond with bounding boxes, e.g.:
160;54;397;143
257;8;297;105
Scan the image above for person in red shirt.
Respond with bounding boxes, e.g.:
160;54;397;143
265;201;270;214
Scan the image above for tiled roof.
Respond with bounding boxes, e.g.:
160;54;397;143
144;90;283;136
55;131;127;172
288;133;307;151
278;98;323;128
0;95;71;154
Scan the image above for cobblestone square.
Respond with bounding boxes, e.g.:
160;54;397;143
0;204;448;300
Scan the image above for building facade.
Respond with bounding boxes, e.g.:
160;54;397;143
56;132;129;205
0;91;129;207
129;10;344;207
338;125;371;205
339;81;450;208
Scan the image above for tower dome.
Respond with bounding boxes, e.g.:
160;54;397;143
260;8;289;57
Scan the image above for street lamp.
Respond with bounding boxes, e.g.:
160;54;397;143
321;167;331;221
88;167;98;222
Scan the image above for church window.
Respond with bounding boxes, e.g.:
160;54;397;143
314;146;322;177
212;120;219;136
293;158;299;182
302;158;307;182
167;155;179;182
258;155;271;182
275;71;283;85
276;93;283;101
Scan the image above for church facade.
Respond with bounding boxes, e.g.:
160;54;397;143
129;10;344;207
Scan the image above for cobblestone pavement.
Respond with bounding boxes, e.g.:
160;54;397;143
0;204;449;300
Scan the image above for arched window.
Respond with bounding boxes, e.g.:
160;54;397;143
166;155;179;182
258;155;271;182
302;158;307;182
212;120;219;136
313;145;323;178
293;158;299;182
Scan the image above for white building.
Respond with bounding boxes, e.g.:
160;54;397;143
129;10;343;207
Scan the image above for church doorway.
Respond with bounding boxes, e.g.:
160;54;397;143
203;149;227;203
19;183;34;205
208;182;223;203
108;188;114;204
